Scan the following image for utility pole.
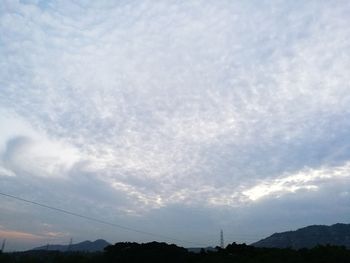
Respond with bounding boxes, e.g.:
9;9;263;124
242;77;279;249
1;239;6;252
220;230;224;249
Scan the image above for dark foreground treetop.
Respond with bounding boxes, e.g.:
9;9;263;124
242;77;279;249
2;241;350;263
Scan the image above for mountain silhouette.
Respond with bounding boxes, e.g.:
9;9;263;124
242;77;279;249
252;223;350;249
31;239;110;252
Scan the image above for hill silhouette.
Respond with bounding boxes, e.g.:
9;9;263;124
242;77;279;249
252;223;350;249
32;239;110;252
2;241;350;263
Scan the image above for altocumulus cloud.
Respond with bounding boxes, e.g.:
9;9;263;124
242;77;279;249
1;0;350;249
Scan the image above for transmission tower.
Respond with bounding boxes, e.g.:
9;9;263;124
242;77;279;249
220;229;224;249
67;238;73;251
1;239;6;252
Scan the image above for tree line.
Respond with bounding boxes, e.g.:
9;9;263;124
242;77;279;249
1;241;350;263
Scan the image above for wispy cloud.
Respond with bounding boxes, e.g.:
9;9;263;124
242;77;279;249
243;162;350;201
0;226;43;241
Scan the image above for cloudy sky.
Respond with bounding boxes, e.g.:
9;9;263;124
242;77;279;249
1;0;350;251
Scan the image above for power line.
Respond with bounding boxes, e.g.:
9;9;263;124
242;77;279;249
0;192;207;247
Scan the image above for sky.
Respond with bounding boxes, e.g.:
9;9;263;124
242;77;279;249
1;0;350;251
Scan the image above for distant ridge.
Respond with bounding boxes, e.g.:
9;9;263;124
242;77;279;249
252;223;350;249
31;239;110;252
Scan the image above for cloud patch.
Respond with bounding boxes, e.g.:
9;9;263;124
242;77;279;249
243;162;350;201
0;226;43;241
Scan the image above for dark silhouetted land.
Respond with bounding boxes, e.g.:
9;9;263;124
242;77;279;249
32;239;110;252
252;223;350;249
2;241;350;263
